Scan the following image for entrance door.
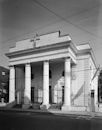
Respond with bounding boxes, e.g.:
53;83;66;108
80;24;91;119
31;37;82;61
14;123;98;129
31;87;34;103
16;91;20;104
91;90;95;112
62;86;64;104
49;86;52;104
16;91;22;104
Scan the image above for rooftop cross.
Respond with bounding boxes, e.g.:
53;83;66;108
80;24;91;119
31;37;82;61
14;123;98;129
30;33;40;47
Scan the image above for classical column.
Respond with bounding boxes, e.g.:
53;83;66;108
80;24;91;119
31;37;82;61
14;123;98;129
42;60;49;108
9;65;15;103
62;58;71;111
24;63;31;105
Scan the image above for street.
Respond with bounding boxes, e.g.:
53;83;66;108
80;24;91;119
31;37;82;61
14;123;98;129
0;110;102;130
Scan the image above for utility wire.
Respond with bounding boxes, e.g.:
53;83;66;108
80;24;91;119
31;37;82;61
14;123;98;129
31;0;101;66
2;19;62;44
32;0;102;40
4;0;102;44
3;0;102;47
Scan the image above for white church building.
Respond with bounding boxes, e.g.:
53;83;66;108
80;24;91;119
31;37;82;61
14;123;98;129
6;31;99;112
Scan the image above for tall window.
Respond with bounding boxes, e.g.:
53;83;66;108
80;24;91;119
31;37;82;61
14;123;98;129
62;71;64;76
98;70;102;103
31;74;34;80
49;70;52;79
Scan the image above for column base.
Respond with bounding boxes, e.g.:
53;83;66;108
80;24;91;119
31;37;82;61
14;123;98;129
62;105;71;111
22;104;31;109
98;104;102;112
40;104;50;110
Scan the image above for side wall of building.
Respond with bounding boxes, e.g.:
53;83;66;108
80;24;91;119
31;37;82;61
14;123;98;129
71;55;90;109
89;57;99;111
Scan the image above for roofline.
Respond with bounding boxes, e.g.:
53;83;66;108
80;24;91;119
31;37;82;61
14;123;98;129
10;30;61;45
6;40;72;58
77;48;97;68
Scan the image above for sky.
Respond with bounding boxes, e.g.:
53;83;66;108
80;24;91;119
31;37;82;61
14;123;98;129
0;0;102;68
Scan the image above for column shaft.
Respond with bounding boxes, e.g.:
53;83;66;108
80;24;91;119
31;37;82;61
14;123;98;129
24;63;31;104
9;66;15;103
64;58;71;106
43;61;49;105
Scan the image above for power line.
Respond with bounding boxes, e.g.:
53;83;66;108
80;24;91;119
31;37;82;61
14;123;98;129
3;0;102;51
2;19;62;44
3;0;102;46
31;0;102;67
32;0;102;40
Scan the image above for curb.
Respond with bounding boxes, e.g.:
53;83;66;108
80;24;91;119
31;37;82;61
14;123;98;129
0;108;102;119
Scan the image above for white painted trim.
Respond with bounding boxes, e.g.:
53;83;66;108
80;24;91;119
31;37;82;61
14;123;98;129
9;52;69;65
9;47;76;65
77;54;90;60
10;48;68;62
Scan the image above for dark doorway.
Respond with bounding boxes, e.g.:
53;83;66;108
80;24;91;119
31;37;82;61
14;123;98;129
31;87;34;103
91;90;95;112
16;91;21;104
62;86;64;104
49;86;52;104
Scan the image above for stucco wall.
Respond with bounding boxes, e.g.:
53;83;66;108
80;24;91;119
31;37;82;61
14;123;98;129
31;64;43;103
50;62;64;103
89;57;98;111
71;56;90;107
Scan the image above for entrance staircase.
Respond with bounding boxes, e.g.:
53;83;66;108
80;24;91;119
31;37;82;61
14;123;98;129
13;104;22;108
49;103;62;110
11;103;63;110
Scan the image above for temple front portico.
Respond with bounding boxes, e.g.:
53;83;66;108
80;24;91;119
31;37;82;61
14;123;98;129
8;57;74;109
6;31;98;112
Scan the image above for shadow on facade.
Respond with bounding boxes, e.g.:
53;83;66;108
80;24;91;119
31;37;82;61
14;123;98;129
71;82;85;104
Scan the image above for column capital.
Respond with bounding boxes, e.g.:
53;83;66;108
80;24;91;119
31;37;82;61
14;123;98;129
43;60;49;63
25;63;31;68
9;65;15;68
25;62;31;65
64;57;71;61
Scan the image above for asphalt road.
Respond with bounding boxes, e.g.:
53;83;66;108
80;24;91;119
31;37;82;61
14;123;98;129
0;110;102;130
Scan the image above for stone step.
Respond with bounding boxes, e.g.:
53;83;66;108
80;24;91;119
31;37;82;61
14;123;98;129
13;104;22;108
49;103;62;110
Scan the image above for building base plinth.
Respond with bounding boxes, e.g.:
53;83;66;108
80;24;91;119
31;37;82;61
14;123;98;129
40;104;50;110
71;106;87;111
22;104;31;109
32;103;40;109
62;105;71;111
97;104;102;112
62;105;87;112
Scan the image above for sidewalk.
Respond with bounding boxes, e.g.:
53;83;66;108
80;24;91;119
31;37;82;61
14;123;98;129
49;109;102;119
0;107;102;119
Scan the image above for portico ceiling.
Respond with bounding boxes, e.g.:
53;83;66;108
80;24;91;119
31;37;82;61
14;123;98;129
0;0;102;67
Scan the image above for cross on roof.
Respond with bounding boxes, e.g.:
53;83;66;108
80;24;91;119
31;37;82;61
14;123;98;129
30;33;40;47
